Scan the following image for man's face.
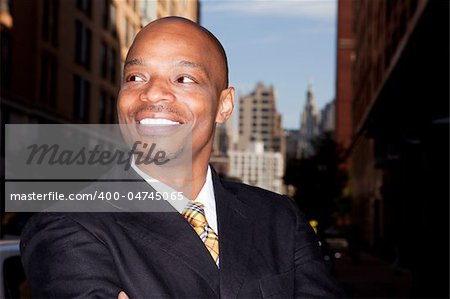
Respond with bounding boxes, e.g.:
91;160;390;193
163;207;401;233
117;20;233;168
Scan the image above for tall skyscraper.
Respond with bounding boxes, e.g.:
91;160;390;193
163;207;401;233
238;82;285;154
297;84;320;158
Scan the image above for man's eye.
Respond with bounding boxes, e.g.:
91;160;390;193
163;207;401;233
176;76;195;84
127;75;144;82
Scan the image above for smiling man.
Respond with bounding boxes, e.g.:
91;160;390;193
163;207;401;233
20;17;344;298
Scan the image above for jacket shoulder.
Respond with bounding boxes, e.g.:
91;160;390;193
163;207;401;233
219;178;301;222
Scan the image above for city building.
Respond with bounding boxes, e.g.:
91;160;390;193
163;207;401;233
346;0;448;296
0;0;142;125
283;129;300;162
297;84;320;158
335;0;354;169
319;100;335;134
228;141;284;194
0;0;199;126
209;123;231;176
238;82;285;155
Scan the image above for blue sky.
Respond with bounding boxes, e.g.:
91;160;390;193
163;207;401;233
200;0;337;129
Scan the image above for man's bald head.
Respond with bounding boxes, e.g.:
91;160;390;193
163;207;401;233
128;16;229;90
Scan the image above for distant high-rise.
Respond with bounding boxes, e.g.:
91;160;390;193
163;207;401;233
297;84;320;158
228;141;284;194
238;82;285;154
319;100;335;134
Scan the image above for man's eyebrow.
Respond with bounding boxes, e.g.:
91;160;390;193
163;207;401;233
175;60;207;72
124;58;143;68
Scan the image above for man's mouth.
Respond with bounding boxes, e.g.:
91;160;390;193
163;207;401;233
134;117;185;136
138;118;181;125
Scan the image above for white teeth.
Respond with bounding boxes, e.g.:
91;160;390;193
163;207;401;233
139;118;180;125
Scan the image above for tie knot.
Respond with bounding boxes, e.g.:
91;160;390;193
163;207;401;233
182;201;207;228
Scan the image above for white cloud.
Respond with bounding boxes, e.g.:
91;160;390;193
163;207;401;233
202;0;337;19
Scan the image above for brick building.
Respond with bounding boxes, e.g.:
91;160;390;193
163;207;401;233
344;0;448;296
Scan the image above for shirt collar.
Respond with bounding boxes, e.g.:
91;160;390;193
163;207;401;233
130;157;215;214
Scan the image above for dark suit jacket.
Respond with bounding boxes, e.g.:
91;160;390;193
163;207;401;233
20;166;344;298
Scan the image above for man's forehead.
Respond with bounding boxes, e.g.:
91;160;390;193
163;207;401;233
124;58;207;73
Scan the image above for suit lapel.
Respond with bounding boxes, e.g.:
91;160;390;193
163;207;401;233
116;212;220;294
106;165;220;294
213;172;256;298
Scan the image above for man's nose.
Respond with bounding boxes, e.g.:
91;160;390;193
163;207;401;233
139;78;175;103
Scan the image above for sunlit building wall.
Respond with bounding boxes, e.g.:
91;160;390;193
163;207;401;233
228;141;284;194
238;82;285;155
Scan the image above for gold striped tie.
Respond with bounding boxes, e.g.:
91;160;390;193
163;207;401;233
182;202;219;266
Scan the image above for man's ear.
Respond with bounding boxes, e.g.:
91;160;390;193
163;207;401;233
216;87;235;124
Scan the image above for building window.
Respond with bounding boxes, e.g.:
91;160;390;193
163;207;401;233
101;0;109;29
100;42;108;78
40;52;57;107
42;0;59;46
99;91;115;123
0;33;12;87
73;75;90;121
75;20;91;69
110;3;117;33
131;24;136;45
76;0;91;16
125;18;130;46
109;48;116;83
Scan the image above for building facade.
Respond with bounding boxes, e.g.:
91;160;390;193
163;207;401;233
140;0;199;27
346;0;448;296
319;100;335;134
335;0;354;168
0;0;199;126
228;141;284;194
238;82;285;155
